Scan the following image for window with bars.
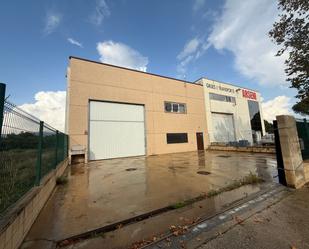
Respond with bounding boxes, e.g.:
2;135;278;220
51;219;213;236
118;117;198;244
209;93;236;103
164;102;186;113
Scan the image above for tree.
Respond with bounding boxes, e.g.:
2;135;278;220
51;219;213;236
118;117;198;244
269;0;309;115
264;120;274;134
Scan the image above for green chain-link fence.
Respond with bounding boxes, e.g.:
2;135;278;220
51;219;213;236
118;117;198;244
0;83;68;216
296;118;309;160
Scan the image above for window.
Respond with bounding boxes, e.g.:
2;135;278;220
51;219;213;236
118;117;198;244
248;100;263;134
167;133;188;144
209;93;236;103
179;104;186;113
172;103;178;113
164;102;186;113
165;102;172;112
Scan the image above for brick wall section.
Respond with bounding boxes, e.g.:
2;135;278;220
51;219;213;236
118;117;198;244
0;160;68;249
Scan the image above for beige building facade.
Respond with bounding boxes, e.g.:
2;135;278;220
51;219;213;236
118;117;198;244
66;57;208;161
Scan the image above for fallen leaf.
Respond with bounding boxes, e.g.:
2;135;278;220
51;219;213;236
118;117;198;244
170;225;176;230
234;216;244;224
253;217;263;223
59;240;71;246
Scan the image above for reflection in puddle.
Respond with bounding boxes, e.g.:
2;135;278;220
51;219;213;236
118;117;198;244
30;150;278;241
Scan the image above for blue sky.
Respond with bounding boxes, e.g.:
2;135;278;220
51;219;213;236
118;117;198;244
0;0;297;129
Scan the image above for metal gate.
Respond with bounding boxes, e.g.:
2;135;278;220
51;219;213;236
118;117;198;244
296;118;309;160
273;120;287;186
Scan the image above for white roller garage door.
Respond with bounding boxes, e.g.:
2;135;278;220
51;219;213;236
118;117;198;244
211;113;236;143
89;101;145;160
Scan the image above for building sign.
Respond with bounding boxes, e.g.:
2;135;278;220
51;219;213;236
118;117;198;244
206;83;235;93
242;89;257;100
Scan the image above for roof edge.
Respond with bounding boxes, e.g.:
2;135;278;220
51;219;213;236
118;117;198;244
195;77;260;93
69;56;202;86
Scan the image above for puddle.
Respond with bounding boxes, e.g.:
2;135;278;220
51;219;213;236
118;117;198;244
27;150;277;243
125;168;137;171
217;155;231;158
168;166;187;170
197;171;211;175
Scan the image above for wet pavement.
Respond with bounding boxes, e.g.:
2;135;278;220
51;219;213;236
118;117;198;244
196;185;309;249
24;151;278;243
57;184;276;249
143;184;289;249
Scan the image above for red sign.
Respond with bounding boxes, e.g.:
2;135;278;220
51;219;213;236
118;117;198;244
242;89;257;100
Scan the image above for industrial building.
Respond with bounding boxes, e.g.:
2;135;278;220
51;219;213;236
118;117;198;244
66;56;207;161
66;56;264;161
196;77;265;145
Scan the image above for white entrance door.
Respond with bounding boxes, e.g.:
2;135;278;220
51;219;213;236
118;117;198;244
211;113;236;143
89;101;145;160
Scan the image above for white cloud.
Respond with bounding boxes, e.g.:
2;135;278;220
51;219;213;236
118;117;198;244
90;0;110;26
176;37;210;77
177;38;200;60
208;0;288;86
261;95;291;122
193;0;206;12
97;40;149;72
177;55;194;78
67;38;83;48
44;13;61;35
19;91;66;132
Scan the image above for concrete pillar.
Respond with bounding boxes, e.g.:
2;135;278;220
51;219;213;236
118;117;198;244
277;115;306;188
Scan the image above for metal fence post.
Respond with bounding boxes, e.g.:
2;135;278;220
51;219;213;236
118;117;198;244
55;130;59;168
304;118;309;158
36;121;44;185
66;134;69;158
0;83;6;139
304;118;308;136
